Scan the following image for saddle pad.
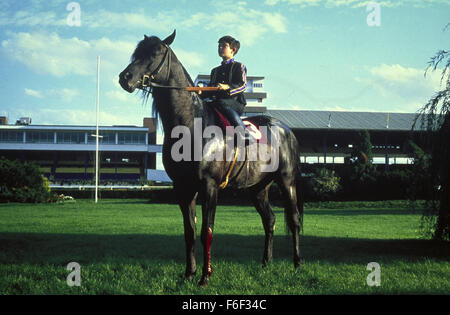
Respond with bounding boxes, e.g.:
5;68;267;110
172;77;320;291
213;108;267;144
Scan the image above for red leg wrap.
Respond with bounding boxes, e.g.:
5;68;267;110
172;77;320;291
206;227;213;276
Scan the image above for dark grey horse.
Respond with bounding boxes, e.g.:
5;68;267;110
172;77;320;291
119;30;303;287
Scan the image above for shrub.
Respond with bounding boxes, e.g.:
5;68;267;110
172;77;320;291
310;168;341;201
0;157;52;203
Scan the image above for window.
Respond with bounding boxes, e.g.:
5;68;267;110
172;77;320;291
101;132;116;144
253;83;263;88
0;131;23;143
118;133;146;145
57;132;85;144
26;131;54;143
88;132;116;144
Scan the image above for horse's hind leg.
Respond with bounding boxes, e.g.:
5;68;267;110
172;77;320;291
277;178;303;268
252;183;276;267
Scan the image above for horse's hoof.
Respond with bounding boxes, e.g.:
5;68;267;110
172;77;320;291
198;277;209;287
185;274;195;281
262;260;272;268
180;271;196;281
294;257;304;269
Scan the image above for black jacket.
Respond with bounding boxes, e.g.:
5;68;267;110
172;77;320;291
208;59;247;105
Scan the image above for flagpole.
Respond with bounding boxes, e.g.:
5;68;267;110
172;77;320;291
95;56;100;203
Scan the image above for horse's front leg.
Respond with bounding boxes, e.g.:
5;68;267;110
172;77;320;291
199;179;218;287
175;185;198;280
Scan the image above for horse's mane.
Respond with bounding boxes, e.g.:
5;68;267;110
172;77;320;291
131;36;159;62
131;35;198;126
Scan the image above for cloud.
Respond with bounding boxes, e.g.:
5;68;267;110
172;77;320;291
172;48;205;68
198;6;288;45
0;9;65;27
24;88;43;98
0;6;178;31
1;31;205;78
1;31;136;77
25;87;79;101
362;63;444;111
106;90;130;102
48;88;80;101
265;0;335;7
0;3;288;47
371;63;447;87
2;32;92;77
82;9;176;32
83;6;288;46
369;64;424;83
261;12;288;33
21;107;144;126
264;0;450;8
40;109;128;126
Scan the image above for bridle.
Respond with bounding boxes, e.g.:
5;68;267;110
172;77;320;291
140;44;186;90
137;43;218;94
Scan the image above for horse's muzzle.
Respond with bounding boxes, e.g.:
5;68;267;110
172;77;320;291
119;71;135;93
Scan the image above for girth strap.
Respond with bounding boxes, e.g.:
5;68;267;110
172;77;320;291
219;147;239;190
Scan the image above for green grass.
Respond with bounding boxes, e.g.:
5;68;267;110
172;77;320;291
0;199;448;294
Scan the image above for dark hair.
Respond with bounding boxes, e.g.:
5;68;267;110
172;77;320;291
218;36;240;55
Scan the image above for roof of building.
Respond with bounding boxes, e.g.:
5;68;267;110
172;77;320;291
265;110;423;131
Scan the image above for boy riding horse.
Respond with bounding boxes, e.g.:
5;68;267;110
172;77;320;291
200;35;251;142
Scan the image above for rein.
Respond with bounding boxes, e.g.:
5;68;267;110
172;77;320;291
140;45;219;92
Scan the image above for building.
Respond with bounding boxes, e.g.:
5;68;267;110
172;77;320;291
1;74;427;183
195;74;426;170
194;74;267;108
260;110;425;171
0;116;165;182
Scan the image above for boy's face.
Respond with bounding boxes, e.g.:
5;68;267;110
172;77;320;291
218;42;235;60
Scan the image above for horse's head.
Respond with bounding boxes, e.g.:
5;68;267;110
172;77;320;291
119;30;176;93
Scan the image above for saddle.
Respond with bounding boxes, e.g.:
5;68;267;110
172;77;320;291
212;107;268;144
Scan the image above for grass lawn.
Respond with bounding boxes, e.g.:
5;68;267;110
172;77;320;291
0;199;448;294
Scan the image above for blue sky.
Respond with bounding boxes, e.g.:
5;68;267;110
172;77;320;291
0;0;448;132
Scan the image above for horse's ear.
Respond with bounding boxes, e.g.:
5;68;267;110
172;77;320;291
144;35;148;39
162;30;176;46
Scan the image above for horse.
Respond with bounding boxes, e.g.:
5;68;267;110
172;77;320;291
119;30;303;287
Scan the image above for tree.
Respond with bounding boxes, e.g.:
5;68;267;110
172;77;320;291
340;130;378;200
406;140;432;200
350;130;376;182
415;24;450;240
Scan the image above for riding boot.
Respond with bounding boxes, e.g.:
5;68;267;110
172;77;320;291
218;105;252;144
